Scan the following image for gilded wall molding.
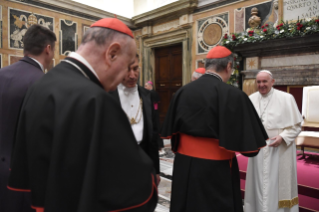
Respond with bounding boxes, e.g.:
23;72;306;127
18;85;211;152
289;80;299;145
8;0;134;28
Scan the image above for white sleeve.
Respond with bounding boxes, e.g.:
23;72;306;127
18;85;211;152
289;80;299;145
280;123;302;146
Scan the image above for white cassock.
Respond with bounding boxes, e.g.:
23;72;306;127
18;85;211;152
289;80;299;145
118;83;144;144
245;88;302;212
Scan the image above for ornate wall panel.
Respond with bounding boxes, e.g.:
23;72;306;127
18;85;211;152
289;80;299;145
8;8;54;50
234;8;245;33
196;13;229;55
246;57;259;70
60;19;78;56
8;54;23;65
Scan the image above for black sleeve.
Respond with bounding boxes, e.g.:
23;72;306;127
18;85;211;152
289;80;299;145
150;97;160;173
241;150;260;157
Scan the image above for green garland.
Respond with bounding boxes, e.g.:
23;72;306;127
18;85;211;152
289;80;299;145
222;17;319;49
222;17;319;87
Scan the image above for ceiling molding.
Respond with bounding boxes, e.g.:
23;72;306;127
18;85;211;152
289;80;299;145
132;0;198;27
9;0;134;28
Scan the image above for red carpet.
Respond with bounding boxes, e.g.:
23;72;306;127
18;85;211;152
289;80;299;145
237;151;319;212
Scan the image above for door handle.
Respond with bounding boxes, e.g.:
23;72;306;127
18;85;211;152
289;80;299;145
176;83;181;86
160;84;165;86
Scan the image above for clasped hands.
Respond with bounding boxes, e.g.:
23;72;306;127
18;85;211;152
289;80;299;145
268;135;283;147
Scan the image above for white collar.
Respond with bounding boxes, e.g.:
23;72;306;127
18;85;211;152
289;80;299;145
261;87;274;98
29;57;44;73
118;83;138;95
205;72;223;82
68;52;100;80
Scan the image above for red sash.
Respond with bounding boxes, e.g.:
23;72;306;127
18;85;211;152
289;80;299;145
178;133;235;164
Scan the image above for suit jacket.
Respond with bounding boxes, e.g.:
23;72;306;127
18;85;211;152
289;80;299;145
0;57;43;212
110;86;160;173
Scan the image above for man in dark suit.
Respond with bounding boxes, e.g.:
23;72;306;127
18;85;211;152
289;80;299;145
110;54;160;184
0;24;56;212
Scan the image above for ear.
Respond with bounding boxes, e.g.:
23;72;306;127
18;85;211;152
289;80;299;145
44;45;51;55
226;61;232;74
105;42;121;65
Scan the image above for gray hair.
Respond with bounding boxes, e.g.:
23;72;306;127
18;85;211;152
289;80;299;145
81;27;130;46
205;54;233;72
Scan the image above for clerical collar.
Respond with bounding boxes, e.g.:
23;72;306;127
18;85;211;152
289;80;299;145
118;83;138;95
29;57;44;73
68;52;100;80
261;87;274;98
205;72;223;82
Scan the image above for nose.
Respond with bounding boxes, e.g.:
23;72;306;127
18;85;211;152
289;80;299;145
128;71;136;79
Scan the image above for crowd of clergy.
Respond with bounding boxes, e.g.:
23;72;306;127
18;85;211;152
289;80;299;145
0;18;302;212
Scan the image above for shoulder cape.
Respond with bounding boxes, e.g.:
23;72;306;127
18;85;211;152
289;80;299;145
161;74;268;153
250;89;302;130
8;60;157;212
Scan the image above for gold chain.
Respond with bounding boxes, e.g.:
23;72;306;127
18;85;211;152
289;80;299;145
126;98;143;125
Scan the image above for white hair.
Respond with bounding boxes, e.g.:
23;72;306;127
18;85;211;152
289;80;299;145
257;70;273;79
192;72;203;78
192;72;203;81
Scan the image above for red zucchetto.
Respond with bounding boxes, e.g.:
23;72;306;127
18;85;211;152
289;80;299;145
90;18;134;38
195;68;206;74
206;46;232;59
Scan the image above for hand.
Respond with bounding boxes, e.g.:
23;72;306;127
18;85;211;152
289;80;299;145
156;174;161;185
268;135;283;147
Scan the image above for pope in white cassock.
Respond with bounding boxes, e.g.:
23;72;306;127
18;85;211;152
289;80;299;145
244;70;302;212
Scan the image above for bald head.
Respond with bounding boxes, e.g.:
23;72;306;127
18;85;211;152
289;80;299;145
256;70;275;95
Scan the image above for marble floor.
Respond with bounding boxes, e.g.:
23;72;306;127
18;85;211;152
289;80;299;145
155;140;173;212
154;140;246;212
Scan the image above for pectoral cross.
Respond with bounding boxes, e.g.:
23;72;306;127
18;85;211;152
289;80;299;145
130;118;137;125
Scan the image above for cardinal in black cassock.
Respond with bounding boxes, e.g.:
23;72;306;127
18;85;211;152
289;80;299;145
161;46;268;212
8;18;157;212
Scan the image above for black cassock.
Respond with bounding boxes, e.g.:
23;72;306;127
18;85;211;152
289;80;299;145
8;58;157;212
161;74;268;212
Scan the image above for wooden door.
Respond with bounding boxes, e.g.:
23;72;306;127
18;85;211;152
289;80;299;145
155;44;183;124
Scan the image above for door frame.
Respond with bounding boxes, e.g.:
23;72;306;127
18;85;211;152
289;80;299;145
141;28;192;89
